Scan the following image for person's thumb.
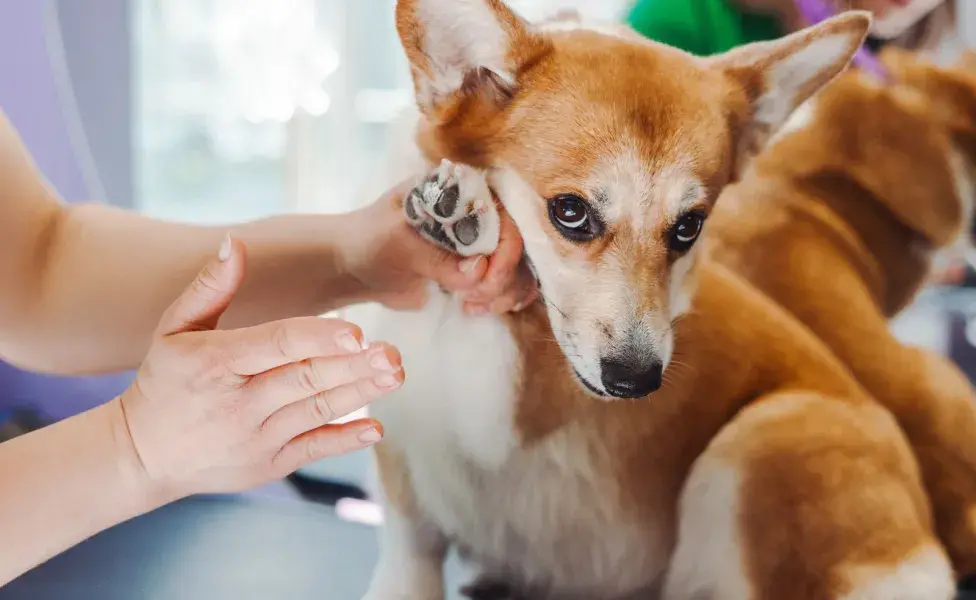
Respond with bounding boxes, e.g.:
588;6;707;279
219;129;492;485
156;234;246;336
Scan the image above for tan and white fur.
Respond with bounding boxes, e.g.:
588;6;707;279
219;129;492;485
706;48;976;578
351;2;952;599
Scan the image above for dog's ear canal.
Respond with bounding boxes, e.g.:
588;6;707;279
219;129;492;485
395;0;550;122
709;10;872;178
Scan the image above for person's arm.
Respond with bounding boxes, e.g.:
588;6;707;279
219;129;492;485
0;110;534;374
0;240;394;585
0;400;156;585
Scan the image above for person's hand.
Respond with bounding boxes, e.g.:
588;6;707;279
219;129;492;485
853;0;912;13
117;236;401;501
341;181;538;315
732;0;909;13
929;250;969;287
730;0;910;30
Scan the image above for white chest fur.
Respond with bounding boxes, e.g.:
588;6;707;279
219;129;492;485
352;289;669;598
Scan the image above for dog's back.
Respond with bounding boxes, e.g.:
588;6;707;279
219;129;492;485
705;54;976;575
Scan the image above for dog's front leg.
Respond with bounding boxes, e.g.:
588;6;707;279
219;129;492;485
363;442;448;600
403;158;500;258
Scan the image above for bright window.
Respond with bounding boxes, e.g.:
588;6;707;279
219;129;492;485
133;0;628;224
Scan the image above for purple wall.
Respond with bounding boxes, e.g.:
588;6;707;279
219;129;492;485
0;2;89;202
0;2;132;421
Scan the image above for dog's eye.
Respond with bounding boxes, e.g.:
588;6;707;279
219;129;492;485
669;212;704;252
548;194;599;241
552;195;588;229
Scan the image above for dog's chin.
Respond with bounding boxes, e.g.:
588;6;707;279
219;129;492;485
572;368;610;400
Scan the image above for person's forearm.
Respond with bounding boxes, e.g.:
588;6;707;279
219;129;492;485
0;400;162;586
0;110;370;374
1;204;368;374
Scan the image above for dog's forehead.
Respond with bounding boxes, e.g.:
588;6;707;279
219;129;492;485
588;148;702;224
520;32;725;125
501;33;733;199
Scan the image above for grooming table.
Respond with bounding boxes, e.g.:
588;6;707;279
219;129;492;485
3;492;976;599
0;494;472;600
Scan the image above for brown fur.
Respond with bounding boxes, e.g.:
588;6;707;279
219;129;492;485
366;4;951;599
508;263;935;598
706;50;976;575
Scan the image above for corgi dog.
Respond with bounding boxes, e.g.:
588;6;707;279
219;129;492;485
353;2;953;598
704;48;976;577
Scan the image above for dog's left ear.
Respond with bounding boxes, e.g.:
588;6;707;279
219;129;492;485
395;0;550;123
709;11;871;177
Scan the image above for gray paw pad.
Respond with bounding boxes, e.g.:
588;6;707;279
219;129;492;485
403;159;501;258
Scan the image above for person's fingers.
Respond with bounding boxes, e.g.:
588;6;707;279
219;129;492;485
219;317;366;376
469;207;524;299
463;283;539;316
461;254;538;311
263;364;400;441
272;419;384;475
248;343;402;412
406;228;488;292
157;234;246;336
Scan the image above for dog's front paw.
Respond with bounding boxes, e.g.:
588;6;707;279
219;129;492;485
404;159;501;257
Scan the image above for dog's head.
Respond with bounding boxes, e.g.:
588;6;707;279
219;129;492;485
875;48;976;245
396;0;869;399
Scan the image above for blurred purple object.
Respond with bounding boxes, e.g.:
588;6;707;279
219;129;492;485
0;3;89;202
0;3;133;421
794;0;890;80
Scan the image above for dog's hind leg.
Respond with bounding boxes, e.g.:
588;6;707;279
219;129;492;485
664;392;955;600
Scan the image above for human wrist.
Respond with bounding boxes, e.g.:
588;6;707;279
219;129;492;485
325;208;376;307
102;395;182;510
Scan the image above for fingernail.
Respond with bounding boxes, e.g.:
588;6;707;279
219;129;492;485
336;331;363;354
359;427;383;444
369;347;396;372
375;373;401;389
459;256;484;274
218;233;232;262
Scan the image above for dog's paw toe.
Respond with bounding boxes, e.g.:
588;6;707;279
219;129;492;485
403;159;500;257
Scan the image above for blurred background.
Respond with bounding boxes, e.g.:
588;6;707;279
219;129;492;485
136;0;628;222
2;1;976;599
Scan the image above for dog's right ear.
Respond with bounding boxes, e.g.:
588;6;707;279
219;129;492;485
709;11;871;178
395;0;550;123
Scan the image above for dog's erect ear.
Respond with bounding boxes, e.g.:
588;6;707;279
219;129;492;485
395;0;550;122
880;46;976;162
710;11;871;177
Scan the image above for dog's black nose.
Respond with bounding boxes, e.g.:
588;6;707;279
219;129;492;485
599;358;663;399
